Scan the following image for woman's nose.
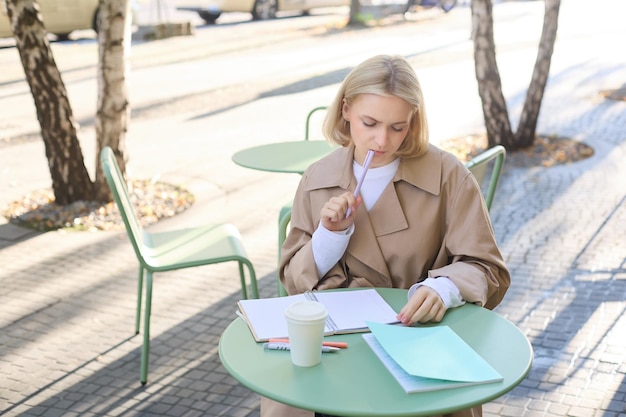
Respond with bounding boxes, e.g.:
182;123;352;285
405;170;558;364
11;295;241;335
374;128;389;147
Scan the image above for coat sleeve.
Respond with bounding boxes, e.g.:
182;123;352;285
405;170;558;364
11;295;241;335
428;169;510;310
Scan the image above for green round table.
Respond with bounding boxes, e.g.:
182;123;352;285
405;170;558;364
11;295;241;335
231;140;334;174
219;288;533;417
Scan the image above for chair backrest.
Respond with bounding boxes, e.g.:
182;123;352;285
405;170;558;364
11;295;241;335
464;145;506;211
100;146;147;261
304;106;327;141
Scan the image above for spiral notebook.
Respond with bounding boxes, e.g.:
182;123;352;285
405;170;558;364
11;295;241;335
237;289;400;342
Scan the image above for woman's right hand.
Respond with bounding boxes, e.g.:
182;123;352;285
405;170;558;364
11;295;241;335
320;191;361;231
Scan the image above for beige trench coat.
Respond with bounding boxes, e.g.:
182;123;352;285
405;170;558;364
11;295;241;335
263;145;510;417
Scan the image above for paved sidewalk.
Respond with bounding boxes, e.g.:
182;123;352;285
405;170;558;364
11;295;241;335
1;1;626;416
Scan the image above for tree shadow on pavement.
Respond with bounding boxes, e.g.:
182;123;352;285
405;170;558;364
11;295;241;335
1;251;278;417
484;81;626;409
498;193;626;412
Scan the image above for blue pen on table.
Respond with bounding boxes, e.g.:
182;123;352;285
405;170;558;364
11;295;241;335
346;149;375;218
263;342;340;353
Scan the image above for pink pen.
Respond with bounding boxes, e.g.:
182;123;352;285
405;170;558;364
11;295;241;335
346;149;375;218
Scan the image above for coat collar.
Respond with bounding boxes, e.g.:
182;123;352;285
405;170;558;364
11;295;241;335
303;144;443;197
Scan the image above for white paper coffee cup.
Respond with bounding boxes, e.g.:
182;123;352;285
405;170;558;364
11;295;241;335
284;300;328;367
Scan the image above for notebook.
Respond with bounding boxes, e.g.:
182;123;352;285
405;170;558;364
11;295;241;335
363;322;503;393
237;289;399;342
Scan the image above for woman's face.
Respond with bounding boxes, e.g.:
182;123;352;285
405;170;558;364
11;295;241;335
342;93;413;167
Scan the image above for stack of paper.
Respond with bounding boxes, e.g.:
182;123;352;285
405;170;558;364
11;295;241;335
364;321;503;393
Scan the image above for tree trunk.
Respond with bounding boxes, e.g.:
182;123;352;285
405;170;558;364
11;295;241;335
471;0;513;149
514;0;561;148
94;0;133;202
6;0;94;205
347;0;363;26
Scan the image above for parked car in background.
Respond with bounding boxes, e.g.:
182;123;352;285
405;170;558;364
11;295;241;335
0;0;100;40
175;0;348;23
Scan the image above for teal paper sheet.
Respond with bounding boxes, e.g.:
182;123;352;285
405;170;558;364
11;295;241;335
367;321;502;383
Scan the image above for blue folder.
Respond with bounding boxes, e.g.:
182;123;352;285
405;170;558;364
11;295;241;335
367;321;503;383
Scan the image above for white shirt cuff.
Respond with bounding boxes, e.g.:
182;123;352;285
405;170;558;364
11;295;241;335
408;277;465;309
311;223;354;278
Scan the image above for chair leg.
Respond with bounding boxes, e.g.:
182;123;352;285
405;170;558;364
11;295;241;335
136;266;144;335
278;208;291;263
238;260;259;299
277;209;291;297
277;279;288;297
237;262;248;300
140;270;153;385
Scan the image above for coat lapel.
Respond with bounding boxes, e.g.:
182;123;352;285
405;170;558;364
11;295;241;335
348;181;409;283
348;205;392;281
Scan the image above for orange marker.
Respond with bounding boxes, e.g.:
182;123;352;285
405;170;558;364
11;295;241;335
268;338;348;349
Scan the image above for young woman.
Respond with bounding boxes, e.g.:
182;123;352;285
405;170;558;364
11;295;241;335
262;54;510;417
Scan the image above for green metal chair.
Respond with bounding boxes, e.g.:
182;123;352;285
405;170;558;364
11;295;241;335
304;106;328;141
100;147;259;385
465;145;506;211
277;107;327;296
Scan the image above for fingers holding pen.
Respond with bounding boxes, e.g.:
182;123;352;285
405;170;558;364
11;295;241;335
320;192;361;231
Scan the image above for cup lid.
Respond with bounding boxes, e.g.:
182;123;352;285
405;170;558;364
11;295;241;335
284;300;328;321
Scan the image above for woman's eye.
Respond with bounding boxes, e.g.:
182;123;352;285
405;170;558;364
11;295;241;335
392;126;405;132
363;121;375;127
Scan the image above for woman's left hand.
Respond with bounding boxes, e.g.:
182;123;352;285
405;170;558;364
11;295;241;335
397;286;446;325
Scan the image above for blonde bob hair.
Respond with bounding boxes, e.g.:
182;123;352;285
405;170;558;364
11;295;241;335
322;54;429;159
